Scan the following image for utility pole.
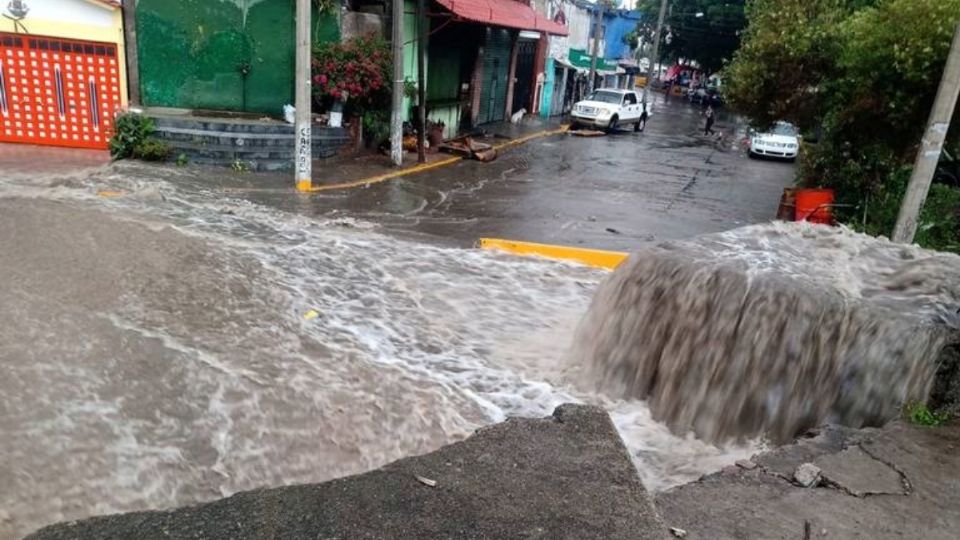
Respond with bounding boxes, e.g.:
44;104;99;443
892;23;960;244
294;0;312;191
416;0;427;163
390;0;404;166
121;2;140;106
589;2;603;93
642;0;669;106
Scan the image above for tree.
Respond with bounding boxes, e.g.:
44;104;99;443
726;0;960;252
723;0;854;132
634;0;747;74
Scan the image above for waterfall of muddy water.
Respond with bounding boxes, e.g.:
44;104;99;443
0;163;758;539
573;223;960;444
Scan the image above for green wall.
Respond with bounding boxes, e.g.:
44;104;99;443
137;0;339;115
401;0;421;122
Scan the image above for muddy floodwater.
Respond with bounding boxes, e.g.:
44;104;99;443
576;223;960;444
0;166;759;539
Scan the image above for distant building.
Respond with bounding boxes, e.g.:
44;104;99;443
0;0;128;149
539;0;642;117
404;0;568;137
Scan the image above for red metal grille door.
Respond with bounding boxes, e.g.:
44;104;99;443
0;32;121;150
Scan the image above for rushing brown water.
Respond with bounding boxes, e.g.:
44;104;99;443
574;222;960;443
0;164;760;539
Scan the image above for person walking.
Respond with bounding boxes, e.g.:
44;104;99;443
636;101;650;132
703;105;716;136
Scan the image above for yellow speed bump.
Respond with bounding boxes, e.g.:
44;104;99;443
478;238;628;270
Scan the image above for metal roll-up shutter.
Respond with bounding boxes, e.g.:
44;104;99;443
0;32;122;150
479;27;513;124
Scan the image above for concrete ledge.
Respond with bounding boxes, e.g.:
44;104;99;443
27;405;667;540
147;113;352;171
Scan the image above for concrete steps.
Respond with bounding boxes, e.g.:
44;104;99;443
148;113;351;172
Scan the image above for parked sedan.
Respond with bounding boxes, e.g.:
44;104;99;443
749;121;800;161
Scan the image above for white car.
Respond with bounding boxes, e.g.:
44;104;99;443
749;121;800;161
571;89;649;131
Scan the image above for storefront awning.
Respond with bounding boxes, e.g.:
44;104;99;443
554;58;585;73
436;0;569;36
567;48;619;72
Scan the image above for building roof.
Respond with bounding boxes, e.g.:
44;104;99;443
435;0;569;36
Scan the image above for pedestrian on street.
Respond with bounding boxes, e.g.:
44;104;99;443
636;101;650;132
704;105;716;136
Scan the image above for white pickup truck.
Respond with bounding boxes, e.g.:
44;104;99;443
570;89;650;132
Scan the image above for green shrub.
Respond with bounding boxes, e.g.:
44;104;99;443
109;113;155;160
230;159;252;172
834;164;960;253
132;138;173;162
362;110;390;147
905;402;951;427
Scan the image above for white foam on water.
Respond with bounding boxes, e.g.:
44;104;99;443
0;165;761;538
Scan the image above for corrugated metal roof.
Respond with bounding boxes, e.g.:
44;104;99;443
436;0;569;36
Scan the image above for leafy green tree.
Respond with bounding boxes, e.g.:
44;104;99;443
634;0;747;74
726;0;960;252
724;0;854;131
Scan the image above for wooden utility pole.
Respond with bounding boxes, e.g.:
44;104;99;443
390;0;404;166
416;0;427;163
892;24;960;243
642;0;669;106
589;3;603;93
294;0;313;191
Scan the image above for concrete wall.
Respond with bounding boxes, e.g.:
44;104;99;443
0;0;128;107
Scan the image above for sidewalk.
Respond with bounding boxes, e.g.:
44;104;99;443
303;116;569;191
0;143;109;178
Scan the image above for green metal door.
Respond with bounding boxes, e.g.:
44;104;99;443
136;0;338;115
479;28;513;124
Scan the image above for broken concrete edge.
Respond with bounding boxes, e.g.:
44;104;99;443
671;421;922;496
656;418;960;539
26;404;668;540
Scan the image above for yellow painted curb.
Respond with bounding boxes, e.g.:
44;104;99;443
478;238;628;270
491;125;570;151
296;180;312;192
297;125;569;193
298;156;462;193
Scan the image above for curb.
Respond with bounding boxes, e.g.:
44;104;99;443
478;238;628;270
296;126;569;193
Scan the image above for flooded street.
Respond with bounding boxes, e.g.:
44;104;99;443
0;101;792;538
175;96;795;251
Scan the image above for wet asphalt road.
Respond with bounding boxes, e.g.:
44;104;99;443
235;97;795;251
0;96;795;253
